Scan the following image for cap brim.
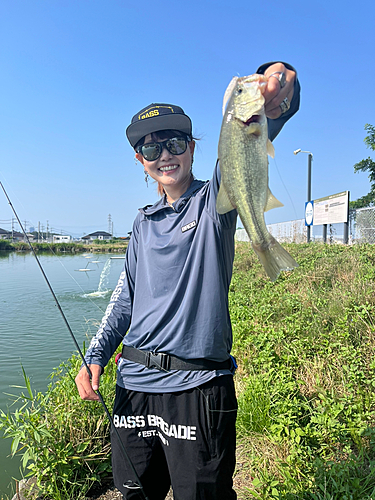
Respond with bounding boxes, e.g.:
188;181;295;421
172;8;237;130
126;114;192;148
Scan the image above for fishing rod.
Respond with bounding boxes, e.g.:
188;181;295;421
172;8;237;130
0;180;149;500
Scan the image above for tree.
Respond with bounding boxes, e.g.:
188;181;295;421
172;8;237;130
350;124;375;209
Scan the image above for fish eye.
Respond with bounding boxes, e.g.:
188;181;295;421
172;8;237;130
237;87;243;94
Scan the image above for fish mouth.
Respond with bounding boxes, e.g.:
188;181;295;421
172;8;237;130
243;115;260;126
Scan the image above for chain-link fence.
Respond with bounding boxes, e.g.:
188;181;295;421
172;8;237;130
350;206;375;243
235;206;375;245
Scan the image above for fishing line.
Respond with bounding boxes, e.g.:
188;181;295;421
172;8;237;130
0;180;149;500
270;156;298;220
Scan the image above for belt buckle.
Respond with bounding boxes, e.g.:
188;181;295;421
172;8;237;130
147;352;170;371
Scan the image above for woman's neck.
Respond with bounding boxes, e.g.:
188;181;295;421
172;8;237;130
165;175;194;204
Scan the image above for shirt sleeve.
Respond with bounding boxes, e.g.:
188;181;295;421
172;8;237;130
83;214;140;368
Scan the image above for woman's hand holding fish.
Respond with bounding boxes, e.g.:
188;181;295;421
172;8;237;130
262;63;296;120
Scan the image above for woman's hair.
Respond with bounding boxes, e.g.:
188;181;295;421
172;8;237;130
135;129;196;197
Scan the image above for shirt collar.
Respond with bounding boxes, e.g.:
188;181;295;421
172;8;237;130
139;179;206;215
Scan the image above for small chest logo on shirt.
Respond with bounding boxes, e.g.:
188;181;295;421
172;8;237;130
181;220;197;233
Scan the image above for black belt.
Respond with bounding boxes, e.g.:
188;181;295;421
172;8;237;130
121;345;232;372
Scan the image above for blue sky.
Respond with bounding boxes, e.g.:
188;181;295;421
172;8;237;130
0;0;374;237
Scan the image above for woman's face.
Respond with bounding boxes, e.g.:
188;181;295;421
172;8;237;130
135;132;195;198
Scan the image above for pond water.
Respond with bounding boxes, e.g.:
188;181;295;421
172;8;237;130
0;251;125;497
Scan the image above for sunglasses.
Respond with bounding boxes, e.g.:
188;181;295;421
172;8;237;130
136;136;189;162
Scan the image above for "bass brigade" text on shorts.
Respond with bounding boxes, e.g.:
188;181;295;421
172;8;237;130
111;375;238;500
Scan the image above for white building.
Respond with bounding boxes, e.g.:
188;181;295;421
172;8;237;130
53;235;72;243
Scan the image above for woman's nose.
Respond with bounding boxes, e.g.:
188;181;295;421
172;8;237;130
159;144;173;160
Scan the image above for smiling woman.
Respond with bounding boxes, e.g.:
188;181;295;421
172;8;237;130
75;63;300;500
126;103;196;205
135;130;195;202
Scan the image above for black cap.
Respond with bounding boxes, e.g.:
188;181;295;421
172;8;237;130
126;103;192;148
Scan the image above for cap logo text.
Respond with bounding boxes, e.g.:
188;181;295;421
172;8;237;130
139;109;160;120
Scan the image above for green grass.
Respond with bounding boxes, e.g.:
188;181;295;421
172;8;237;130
2;242;375;499
0;349;119;500
232;242;375;499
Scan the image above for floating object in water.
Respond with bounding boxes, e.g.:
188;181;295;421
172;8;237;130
76;261;94;272
83;290;108;298
110;256;126;259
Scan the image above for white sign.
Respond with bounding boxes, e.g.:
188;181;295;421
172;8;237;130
313;191;349;225
305;201;314;226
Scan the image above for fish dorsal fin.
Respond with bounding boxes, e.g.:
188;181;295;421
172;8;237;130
264;187;284;212
267;139;275;158
222;77;238;115
216;182;236;214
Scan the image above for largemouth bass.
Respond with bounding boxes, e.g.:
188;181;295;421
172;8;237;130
217;74;298;281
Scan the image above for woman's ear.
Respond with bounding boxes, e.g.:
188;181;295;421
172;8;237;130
135;152;145;166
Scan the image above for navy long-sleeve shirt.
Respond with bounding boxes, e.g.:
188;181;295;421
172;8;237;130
84;65;300;392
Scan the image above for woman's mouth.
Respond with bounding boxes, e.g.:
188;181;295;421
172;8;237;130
159;165;179;172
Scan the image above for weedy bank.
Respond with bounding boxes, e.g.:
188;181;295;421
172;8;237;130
0;240;128;253
1;243;375;499
0;353;118;500
233;242;375;499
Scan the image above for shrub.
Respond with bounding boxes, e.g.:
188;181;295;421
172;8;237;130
0;351;119;500
0;240;13;250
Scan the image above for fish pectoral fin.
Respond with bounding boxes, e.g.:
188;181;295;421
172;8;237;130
267;139;275;158
216;183;236;214
264;187;284;212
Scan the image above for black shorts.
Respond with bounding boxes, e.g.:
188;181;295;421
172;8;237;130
111;375;237;500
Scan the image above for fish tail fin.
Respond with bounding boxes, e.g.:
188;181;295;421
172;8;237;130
252;237;298;282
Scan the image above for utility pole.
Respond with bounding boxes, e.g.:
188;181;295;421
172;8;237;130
38;221;40;243
46;220;49;241
293;149;313;243
108;214;112;237
306;153;313;243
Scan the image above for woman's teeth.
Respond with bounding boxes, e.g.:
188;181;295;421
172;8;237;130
160;165;178;172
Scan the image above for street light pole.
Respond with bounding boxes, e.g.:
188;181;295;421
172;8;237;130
294;149;313;242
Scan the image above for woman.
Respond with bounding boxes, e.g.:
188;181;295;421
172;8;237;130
76;62;300;500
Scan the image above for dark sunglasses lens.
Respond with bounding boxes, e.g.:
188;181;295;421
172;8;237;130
139;137;188;161
166;138;187;155
141;143;162;161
